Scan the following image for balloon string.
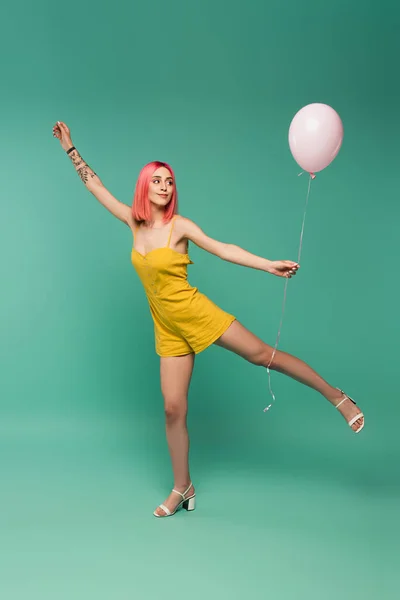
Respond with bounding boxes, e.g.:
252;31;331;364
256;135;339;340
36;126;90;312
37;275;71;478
263;173;313;412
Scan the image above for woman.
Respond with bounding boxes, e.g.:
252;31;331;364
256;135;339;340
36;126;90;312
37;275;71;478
52;121;365;518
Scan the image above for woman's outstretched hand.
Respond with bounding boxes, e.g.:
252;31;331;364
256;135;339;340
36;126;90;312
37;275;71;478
52;121;73;151
268;260;299;279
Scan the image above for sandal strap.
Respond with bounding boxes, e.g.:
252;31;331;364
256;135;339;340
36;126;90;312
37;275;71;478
335;389;356;410
335;397;348;409
158;503;171;515
172;482;193;499
348;413;364;427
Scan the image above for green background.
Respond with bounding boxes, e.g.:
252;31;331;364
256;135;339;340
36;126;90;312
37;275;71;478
1;0;398;598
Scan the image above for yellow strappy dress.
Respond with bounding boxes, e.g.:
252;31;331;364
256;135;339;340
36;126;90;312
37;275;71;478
131;215;236;357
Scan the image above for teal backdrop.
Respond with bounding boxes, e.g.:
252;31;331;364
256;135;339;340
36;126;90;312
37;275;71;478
1;0;398;598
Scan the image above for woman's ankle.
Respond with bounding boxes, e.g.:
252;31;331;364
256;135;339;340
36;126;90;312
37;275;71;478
173;480;193;492
325;386;345;405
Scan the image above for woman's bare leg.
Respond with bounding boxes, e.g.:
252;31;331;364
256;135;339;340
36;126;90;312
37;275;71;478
214;320;364;431
154;353;196;516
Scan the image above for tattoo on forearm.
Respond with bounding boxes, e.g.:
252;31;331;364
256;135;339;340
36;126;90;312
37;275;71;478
77;166;97;184
70;150;82;166
68;149;97;184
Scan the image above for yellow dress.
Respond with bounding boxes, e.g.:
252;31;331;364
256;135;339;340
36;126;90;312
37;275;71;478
131;215;236;357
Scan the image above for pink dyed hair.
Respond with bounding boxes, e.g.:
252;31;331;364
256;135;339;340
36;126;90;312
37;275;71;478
131;161;178;224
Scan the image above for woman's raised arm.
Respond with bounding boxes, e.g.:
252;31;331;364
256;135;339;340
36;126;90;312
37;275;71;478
53;121;132;226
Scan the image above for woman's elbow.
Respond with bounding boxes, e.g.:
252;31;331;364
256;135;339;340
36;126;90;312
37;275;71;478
218;242;233;260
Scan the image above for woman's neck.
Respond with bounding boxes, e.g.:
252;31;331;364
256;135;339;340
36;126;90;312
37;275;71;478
148;207;167;228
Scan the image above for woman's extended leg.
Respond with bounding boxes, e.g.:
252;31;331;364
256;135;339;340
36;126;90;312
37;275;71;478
214;320;364;431
154;353;196;516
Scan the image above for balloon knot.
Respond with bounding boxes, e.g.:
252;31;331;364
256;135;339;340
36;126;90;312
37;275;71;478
310;172;316;180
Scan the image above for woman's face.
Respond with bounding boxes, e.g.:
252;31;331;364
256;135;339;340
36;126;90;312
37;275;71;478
148;167;174;207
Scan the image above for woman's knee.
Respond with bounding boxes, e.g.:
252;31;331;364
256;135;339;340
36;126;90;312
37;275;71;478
163;395;188;422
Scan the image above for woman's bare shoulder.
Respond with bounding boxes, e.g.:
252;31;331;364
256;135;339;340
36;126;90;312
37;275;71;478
174;214;196;229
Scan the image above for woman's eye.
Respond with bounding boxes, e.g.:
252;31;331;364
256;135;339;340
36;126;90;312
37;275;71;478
152;179;173;186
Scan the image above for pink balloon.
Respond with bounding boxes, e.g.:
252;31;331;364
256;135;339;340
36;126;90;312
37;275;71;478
288;103;344;174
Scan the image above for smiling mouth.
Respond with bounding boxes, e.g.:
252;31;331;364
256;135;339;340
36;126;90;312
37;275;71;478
158;194;168;198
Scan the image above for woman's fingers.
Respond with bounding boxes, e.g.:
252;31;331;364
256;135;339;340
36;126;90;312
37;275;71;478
286;266;298;278
58;121;70;135
52;121;68;135
52;121;70;142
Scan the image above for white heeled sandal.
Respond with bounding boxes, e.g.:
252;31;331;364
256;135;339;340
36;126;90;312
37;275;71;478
335;388;364;433
153;482;196;518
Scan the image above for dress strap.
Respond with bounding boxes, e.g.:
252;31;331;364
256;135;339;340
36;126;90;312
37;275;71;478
166;215;177;248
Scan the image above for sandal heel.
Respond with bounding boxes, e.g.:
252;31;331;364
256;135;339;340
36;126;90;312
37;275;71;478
183;496;196;511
